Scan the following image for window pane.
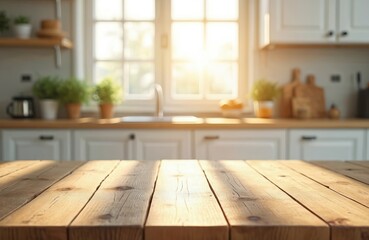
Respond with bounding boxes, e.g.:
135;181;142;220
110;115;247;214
95;61;123;84
172;63;202;97
124;23;154;60
172;0;204;20
207;63;237;97
95;22;123;60
125;0;155;20
206;0;238;20
172;23;204;60
124;62;154;97
94;0;123;20
207;23;238;60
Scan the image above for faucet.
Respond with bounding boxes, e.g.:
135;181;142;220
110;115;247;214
154;83;164;117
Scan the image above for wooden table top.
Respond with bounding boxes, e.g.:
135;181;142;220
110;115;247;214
0;160;368;240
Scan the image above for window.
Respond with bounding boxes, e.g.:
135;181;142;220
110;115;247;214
84;0;250;112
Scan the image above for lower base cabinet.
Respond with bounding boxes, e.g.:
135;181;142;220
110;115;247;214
195;130;287;160
74;130;192;161
289;129;365;160
2;130;71;161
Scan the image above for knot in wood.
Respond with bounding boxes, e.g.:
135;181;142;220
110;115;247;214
111;186;134;191
56;187;73;191
247;216;261;222
98;214;113;220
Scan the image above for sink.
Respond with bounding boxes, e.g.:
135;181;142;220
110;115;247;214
120;116;200;123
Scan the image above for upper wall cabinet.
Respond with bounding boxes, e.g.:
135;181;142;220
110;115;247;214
259;0;369;48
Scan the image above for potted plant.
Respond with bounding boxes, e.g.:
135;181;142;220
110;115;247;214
58;78;90;119
32;76;61;120
0;11;11;36
92;78;123;119
250;79;280;118
13;15;32;38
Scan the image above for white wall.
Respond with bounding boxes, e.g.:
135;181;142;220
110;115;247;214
0;0;368;119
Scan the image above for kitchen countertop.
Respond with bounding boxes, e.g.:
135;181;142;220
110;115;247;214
0;118;369;129
0;160;368;240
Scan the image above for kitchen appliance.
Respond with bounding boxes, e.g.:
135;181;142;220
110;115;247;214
6;96;35;119
356;72;369;118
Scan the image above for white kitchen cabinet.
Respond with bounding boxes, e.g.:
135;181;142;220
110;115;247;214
289;129;365;160
2;130;71;161
260;0;369;48
195;130;287;160
74;130;134;160
74;130;192;161
134;130;192;160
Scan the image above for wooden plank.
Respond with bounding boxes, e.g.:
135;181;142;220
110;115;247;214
0;38;73;49
248;161;369;240
348;161;369;169
0;161;82;220
281;161;369;208
312;161;369;185
200;160;328;240
69;160;160;240
0;161;40;178
145;160;228;240
0;160;119;240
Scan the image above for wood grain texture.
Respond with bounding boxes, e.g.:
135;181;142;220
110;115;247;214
145;160;228;240
349;161;369;169
0;161;82;220
312;161;369;185
294;75;326;118
69;160;160;240
0;161;39;178
281;160;369;207
0;161;119;240
200;160;329;240
248;161;369;240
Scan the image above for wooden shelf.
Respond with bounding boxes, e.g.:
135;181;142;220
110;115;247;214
0;38;73;49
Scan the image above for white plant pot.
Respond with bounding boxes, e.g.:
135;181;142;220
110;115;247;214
13;24;32;39
40;100;58;120
253;101;275;118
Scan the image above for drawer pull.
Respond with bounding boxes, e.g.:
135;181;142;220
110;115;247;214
129;134;135;140
204;136;220;140
301;136;317;141
39;135;54;141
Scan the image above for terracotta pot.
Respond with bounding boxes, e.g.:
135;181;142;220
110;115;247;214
99;104;114;119
65;103;81;119
253;101;274;118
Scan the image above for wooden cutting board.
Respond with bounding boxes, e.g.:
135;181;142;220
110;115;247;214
280;68;301;118
294;75;326;118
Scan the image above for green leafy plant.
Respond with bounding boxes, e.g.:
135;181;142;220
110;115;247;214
0;11;10;33
32;76;61;100
92;78;123;104
14;15;30;24
250;79;280;101
58;78;91;104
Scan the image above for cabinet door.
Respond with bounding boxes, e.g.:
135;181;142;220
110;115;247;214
134;130;192;160
74;130;134;160
289;129;365;160
195;130;286;160
338;0;369;43
2;130;71;161
268;0;336;44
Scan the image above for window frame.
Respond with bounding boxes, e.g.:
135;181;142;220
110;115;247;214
77;0;253;113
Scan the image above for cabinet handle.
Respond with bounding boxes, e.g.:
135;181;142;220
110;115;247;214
39;135;54;141
301;136;317;141
341;31;348;36
327;31;334;37
129;134;135;140
204;136;220;140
